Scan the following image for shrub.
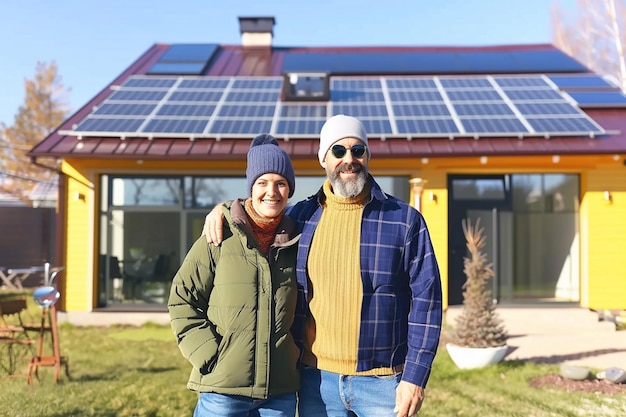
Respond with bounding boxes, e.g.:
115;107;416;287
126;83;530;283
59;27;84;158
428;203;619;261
452;218;508;348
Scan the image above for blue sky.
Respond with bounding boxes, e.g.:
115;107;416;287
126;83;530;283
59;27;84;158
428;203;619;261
0;0;578;126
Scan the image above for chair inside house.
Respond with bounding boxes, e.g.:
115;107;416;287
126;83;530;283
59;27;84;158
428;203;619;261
0;297;36;375
99;255;124;302
109;256;124;301
140;253;171;303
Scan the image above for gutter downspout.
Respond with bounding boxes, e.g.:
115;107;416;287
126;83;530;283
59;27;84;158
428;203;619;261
30;156;94;190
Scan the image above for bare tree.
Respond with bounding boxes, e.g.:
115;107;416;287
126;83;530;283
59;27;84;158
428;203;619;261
553;0;626;90
0;61;69;203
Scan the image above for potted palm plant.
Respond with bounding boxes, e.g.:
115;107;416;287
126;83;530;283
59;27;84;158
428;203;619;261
446;218;509;369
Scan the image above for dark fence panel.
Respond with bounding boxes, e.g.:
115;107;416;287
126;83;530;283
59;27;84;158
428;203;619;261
0;207;57;287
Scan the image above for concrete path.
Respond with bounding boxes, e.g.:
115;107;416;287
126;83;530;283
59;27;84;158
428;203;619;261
445;305;626;371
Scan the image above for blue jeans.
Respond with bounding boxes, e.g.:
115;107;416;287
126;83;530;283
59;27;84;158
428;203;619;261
298;367;401;417
194;392;296;417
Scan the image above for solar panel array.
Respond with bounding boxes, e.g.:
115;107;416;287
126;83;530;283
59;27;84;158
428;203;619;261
281;50;590;74
65;75;607;139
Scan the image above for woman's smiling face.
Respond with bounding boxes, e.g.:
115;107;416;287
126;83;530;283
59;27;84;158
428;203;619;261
251;173;290;219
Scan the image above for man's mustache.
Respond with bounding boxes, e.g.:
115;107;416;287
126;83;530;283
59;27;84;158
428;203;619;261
335;163;364;173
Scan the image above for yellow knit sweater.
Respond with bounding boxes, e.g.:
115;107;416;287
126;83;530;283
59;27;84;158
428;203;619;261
303;179;394;375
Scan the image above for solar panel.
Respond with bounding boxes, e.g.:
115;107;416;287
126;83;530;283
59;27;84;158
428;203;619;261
144;119;208;134
224;91;280;102
210;119;273;134
386;78;437;89
179;78;230;89
147;63;208;75
567;91;626;107
280;104;327;118
393;103;450;117
282;50;588;74
331;104;388;118
439;77;493;88
446;90;503;101
526;116;601;133
331;90;386;102
65;74;607;139
494;76;550;88
95;103;157;116
548;74;617;90
513;50;588;72
332;78;382;89
461;117;527;133
157;104;216;117
169;91;224;102
515;102;580;115
109;90;167;101
388;90;443;102
453;103;515;116
173;44;217;60
123;78;177;88
231;78;282;89
74;118;145;132
396;118;459;134
355;119;393;134
276;119;326;135
218;104;276;118
146;44;220;75
504;89;564;101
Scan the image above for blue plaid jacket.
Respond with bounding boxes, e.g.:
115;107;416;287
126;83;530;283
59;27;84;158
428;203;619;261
287;176;442;388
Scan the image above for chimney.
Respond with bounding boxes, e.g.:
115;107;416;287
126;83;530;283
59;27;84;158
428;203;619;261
238;16;275;48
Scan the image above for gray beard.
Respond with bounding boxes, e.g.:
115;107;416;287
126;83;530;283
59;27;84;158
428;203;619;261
327;163;368;198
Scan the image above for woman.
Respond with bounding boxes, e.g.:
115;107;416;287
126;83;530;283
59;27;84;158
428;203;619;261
168;134;300;417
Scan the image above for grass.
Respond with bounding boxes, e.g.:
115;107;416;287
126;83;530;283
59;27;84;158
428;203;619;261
1;292;624;417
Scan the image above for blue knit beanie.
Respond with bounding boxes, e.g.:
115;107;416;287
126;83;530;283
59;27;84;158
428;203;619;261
246;134;295;198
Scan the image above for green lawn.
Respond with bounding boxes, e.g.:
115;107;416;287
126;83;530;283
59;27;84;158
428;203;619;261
0;293;624;416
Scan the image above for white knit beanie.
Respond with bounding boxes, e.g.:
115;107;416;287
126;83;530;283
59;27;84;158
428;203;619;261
318;114;368;165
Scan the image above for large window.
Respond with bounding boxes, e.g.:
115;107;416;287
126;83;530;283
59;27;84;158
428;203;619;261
98;174;409;308
512;174;579;300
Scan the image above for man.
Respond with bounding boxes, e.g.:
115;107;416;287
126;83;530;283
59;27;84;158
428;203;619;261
205;115;442;417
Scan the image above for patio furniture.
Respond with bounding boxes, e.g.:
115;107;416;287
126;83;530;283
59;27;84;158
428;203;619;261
0;265;61;290
0;297;36;375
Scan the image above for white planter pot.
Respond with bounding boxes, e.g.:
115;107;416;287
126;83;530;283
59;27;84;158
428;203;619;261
446;343;508;369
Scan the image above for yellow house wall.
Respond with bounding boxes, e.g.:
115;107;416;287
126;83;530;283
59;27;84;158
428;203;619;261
59;153;625;312
61;161;95;311
581;163;626;310
408;171;449;307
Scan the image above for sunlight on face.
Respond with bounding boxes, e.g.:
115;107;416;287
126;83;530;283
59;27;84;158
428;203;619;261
251;173;290;219
321;138;368;198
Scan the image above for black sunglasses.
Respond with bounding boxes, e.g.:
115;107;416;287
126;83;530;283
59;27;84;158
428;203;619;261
331;144;367;159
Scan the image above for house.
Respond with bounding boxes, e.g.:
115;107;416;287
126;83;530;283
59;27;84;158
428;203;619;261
29;16;626;324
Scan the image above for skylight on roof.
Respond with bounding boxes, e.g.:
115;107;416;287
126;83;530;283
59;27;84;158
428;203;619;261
146;44;220;76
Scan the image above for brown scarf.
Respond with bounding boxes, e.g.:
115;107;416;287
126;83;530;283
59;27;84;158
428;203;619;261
244;198;283;254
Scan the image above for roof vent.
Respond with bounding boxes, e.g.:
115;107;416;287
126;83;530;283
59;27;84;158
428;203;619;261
238;16;275;48
282;72;330;101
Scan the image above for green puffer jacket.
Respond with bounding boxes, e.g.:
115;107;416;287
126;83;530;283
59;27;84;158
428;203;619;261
168;200;300;399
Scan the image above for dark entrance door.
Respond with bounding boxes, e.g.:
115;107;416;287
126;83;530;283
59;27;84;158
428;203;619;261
448;175;513;305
